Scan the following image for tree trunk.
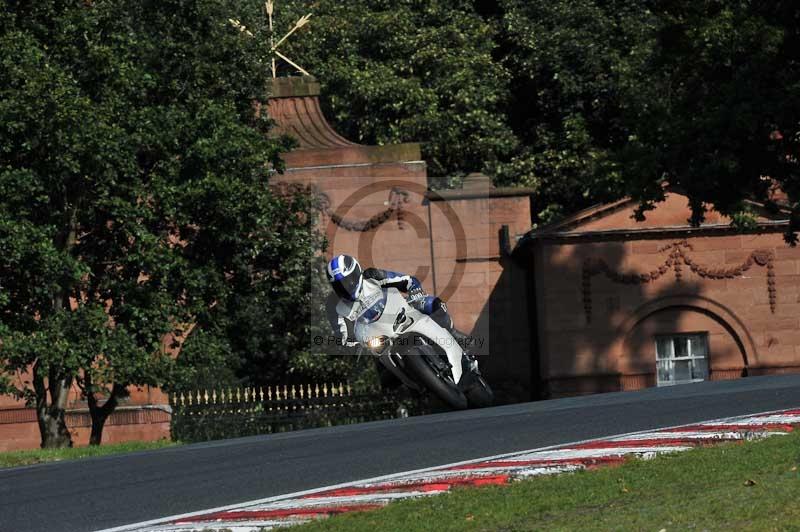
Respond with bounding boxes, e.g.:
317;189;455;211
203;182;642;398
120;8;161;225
88;414;107;446
33;201;80;449
33;361;73;448
87;378;124;446
38;411;73;449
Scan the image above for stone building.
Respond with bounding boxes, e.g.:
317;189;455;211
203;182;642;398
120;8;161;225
267;76;536;395
516;189;800;398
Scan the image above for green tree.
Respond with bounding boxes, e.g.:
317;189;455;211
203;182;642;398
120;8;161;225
271;0;518;185
259;0;800;236
485;0;656;223
618;1;800;243
219;183;330;386
269;0;656;222
0;0;322;447
244;0;654;219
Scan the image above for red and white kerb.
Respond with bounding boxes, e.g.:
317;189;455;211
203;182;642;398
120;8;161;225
100;408;800;532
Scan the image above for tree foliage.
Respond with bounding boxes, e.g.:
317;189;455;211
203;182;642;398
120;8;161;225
266;0;800;236
618;1;800;242
0;0;323;447
488;0;656;222
267;0;655;218
272;0;518;185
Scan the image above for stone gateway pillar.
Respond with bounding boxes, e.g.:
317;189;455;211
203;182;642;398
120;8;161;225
268;76;536;400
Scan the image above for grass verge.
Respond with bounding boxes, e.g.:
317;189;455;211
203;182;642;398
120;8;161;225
299;430;800;531
0;439;178;468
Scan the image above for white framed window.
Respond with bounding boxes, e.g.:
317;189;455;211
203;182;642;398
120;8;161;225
655;333;709;386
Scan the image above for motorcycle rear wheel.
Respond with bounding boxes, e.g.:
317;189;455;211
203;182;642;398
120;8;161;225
402;346;468;410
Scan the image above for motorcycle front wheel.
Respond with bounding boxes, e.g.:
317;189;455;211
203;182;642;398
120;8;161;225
402;345;468;410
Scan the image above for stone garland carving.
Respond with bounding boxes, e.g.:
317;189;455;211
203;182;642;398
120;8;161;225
269;182;410;232
320;187;410;232
581;240;776;323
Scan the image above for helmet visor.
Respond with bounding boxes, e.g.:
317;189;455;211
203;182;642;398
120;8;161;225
332;273;362;301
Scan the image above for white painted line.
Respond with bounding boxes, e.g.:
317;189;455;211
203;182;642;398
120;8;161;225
96;406;800;532
502;446;691;462
341;468;511;486
226;490;441;511
342;468;508;485
513;465;585;478
422;464;582;475
608;430;779;441
703;414;800;426
144;521;309;532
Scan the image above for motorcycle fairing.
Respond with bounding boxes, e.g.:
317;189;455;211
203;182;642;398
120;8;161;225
357;287;388;324
355;288;464;384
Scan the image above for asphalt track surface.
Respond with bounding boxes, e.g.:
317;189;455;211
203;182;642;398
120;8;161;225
2;374;800;532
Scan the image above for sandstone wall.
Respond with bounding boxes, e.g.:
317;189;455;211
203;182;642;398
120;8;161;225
533;232;800;397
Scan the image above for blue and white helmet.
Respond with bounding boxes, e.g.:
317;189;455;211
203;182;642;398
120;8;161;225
326;254;363;301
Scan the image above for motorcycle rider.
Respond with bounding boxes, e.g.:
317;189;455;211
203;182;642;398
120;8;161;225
324;254;477;387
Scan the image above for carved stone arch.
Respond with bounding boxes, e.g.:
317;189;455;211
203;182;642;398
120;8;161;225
613;294;757;371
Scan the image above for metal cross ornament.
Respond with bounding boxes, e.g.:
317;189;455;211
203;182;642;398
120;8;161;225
266;1;312;78
229;2;312;78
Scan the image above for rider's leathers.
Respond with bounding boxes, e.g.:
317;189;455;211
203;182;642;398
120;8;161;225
325;268;453;346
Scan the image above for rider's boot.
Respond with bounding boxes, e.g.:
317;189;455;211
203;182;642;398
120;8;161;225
451;329;480;373
453;330;481;392
458;356;481;391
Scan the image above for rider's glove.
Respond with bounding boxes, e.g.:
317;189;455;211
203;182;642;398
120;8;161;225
407;286;426;304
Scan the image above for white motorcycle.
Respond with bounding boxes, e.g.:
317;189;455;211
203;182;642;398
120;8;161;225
354;286;493;410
